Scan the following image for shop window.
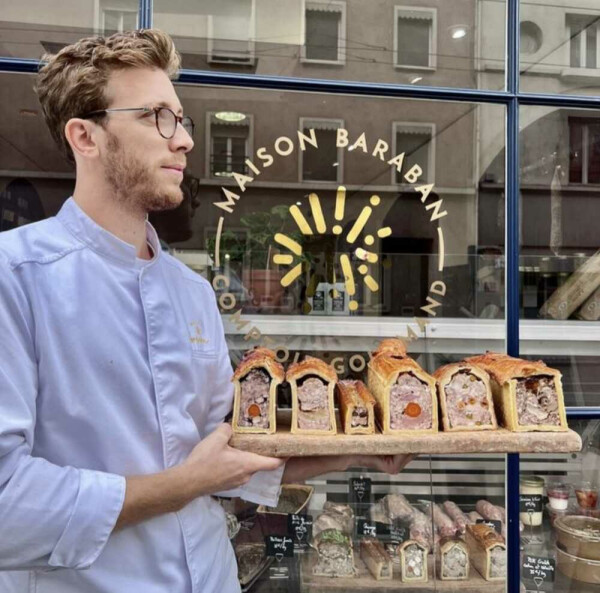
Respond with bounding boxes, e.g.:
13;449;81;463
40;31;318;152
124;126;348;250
102;8;138;35
567;14;599;69
392;122;435;185
299;118;344;183
394;6;436;69
569;118;600;184
207;12;255;65
206;113;252;179
302;2;346;64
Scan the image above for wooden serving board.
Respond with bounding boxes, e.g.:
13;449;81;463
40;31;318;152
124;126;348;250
230;412;582;457
300;552;504;592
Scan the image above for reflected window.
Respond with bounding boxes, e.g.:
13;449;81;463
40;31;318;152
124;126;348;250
303;2;345;63
567;14;599;70
300;118;343;183
102;7;138;35
207;113;252;178
395;7;436;69
392;122;435;184
208;8;254;65
569;118;600;184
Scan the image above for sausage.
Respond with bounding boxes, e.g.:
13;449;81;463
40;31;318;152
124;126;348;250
442;501;471;535
476;499;504;522
432;503;458;538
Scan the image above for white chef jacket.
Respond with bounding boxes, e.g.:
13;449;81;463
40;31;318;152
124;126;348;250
0;197;284;593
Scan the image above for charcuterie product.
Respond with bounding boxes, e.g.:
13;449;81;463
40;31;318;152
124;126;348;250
287;356;338;435
442;501;472;535
466;352;568;432
232;348;284;434
336;380;376;435
399;539;428;583
465;523;506;581
360;537;393;580
434;362;498;432
438;537;469;580
312;529;356;578
368;349;438;435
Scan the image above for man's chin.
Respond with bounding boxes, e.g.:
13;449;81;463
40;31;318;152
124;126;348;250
146;189;184;213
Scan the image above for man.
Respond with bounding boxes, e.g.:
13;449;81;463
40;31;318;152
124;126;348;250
0;30;411;593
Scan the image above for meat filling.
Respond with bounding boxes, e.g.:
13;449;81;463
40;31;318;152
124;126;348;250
390;373;432;430
516;376;560;426
351;407;368;427
445;371;492;428
442;546;468;579
314;531;355;577
489;545;506;578
298;376;330;430
238;369;270;428
403;544;425;579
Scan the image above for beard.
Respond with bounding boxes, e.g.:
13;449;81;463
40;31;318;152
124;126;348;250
103;132;183;214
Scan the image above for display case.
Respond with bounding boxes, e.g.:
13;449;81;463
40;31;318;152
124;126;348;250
2;1;600;592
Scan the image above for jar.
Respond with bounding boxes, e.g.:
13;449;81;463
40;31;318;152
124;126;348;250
520;475;544;526
547;480;570;511
575;481;599;509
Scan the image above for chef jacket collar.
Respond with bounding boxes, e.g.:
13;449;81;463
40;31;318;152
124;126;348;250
57;197;161;268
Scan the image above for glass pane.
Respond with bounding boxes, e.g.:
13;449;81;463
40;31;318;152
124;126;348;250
520;420;600;593
303;129;338;182
305;9;340;62
0;1;140;59
520;106;600;406
397;18;431;68
520;2;600;93
153;0;507;90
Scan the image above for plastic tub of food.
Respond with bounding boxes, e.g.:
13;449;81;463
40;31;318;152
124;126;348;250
556;544;600;584
575;482;598;509
554;516;600;561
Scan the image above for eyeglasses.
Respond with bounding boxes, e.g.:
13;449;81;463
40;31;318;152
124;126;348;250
81;107;195;139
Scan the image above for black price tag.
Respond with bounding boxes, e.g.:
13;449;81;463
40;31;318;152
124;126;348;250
375;521;408;542
265;536;294;561
357;519;377;538
349;477;372;505
522;555;555;591
476;519;502;534
520;494;543;513
287;514;313;547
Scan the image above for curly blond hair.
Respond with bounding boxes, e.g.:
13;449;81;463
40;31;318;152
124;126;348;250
34;29;181;163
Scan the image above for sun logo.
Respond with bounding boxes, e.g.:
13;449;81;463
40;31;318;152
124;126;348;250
272;185;392;313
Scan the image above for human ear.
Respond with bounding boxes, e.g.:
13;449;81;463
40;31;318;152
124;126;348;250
64;118;100;160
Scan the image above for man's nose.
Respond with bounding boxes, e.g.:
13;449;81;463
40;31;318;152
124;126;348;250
170;122;194;153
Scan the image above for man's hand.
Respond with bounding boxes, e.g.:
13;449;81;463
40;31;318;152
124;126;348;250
351;454;415;474
181;423;285;498
282;453;415;484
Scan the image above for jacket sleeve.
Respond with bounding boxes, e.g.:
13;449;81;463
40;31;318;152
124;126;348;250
202;297;284;507
0;256;125;570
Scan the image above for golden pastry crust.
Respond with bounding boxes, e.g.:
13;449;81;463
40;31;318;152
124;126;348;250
368;355;438;434
336;380;376;435
466;524;505;549
372;337;407;359
232;348;284;434
360;538;393;580
232;348;285;383
464;352;567;432
287;356;338;435
433;362;498;432
465;352;560;384
286;355;338;383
